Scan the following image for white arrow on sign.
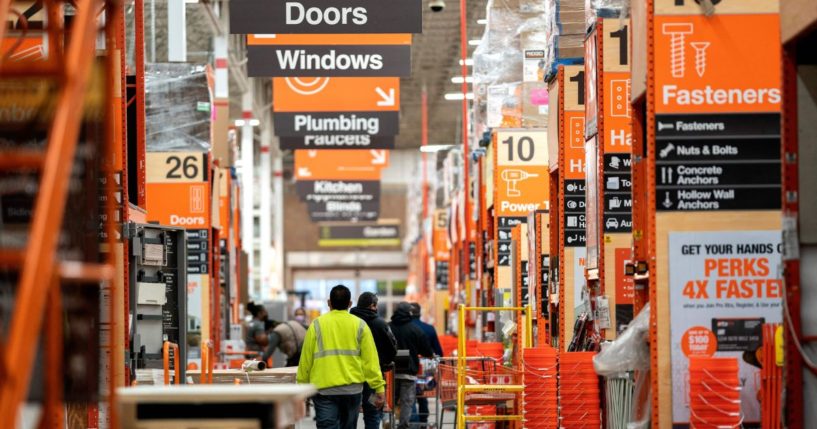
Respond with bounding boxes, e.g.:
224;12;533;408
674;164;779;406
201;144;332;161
370;150;388;165
307;150;318;158
375;87;396;107
298;167;312;177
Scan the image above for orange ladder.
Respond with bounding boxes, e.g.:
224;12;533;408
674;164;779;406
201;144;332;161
0;0;116;426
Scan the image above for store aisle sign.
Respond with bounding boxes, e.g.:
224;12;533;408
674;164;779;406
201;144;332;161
318;222;400;247
248;44;410;77
494;129;549;217
280;135;395;150
274;111;399;137
294;149;389;180
273;77;400;112
230;0;422;34
654;14;781;114
669;230;782;426
145;152;211;229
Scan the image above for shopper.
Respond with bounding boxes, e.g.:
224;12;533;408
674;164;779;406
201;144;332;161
389;302;435;429
409;302;442;425
264;318;307;367
351;292;398;429
297;285;386;429
293;307;309;328
245;301;270;359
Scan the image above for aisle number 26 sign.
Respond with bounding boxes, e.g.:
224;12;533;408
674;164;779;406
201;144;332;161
494;129;549;217
146;152;211;229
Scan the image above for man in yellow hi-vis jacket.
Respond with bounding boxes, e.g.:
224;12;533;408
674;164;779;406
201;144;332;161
297;285;386;429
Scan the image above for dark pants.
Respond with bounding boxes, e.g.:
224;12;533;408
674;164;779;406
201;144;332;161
417;397;429;423
361;383;383;429
313;393;362;429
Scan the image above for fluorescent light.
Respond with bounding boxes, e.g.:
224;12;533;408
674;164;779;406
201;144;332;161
468;39;481;46
451;76;474;84
420;144;457;153
459;59;474;66
235;119;261;127
444;92;474;101
477;18;488;25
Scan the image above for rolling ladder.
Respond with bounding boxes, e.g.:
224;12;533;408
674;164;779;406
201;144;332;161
0;0;117;426
456;304;534;429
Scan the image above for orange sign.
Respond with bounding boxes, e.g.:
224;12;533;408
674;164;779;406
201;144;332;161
433;209;450;261
146;152;211;229
248;34;412;45
615;248;634;304
273;77;399;112
654;14;781;114
563;111;586;180
294;149;389;180
494;130;550;217
602;19;633;153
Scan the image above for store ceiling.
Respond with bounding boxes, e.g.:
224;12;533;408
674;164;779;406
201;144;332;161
396;0;488;149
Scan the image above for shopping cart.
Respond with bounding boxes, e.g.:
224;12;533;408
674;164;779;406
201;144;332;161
435;357;521;429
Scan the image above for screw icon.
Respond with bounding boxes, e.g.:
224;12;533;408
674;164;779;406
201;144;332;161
690;42;710;77
662;23;694;78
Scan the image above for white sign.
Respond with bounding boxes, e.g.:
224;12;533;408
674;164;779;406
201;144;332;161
669;231;783;425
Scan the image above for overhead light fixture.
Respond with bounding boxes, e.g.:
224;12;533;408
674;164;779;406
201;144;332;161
420;144;457;153
444;92;474;101
477;18;488;25
235;119;261;127
459;58;474;66
451;76;474;84
468;39;481;46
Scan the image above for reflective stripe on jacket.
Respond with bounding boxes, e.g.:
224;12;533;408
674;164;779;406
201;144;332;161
296;310;386;393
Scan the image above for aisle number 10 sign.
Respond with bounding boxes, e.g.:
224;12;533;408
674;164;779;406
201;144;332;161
494;129;549;217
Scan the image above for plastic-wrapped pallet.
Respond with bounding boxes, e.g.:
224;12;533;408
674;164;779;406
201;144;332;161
145;63;212;152
585;0;629;29
543;0;586;80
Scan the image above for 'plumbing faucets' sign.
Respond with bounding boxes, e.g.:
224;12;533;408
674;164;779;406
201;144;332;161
230;0;422;34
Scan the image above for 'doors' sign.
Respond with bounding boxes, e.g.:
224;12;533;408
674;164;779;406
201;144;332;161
230;0;422;34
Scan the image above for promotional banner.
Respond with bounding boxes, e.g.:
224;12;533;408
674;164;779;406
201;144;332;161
273;77;399;112
294;149;389;180
669;230;782;426
230;0;423;34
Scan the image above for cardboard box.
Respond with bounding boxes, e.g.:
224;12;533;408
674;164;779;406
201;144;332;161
522;82;549;128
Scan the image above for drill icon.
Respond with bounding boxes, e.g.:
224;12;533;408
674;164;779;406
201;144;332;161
501;169;539;197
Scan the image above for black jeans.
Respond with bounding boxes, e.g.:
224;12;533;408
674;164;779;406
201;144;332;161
313;393;362;429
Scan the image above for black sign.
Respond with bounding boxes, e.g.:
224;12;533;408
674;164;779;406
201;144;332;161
603;153;633;233
521;260;530;305
274;111;399;137
230;0;422;34
563;179;586;247
248;44;411;77
469;242;477;280
712;317;765;352
280;135;395;150
307;200;380;221
497;217;526;267
186;229;209;274
435;260;449;290
318;223;400;246
296;179;380;201
655;113;781;211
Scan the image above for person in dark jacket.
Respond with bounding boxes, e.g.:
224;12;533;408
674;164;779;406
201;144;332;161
409;303;441;424
389;302;434;429
351;292;398;429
